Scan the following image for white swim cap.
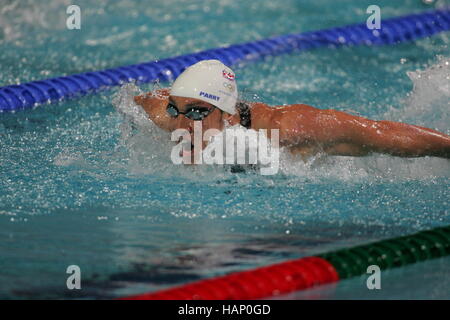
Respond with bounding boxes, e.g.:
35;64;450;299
170;59;238;115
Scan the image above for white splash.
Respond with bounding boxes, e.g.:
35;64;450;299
385;56;450;133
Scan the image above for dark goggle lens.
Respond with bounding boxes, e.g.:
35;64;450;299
167;103;214;120
166;104;179;117
185;109;209;120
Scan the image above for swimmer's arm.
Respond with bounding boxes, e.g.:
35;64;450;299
345;117;450;158
280;105;450;158
134;89;175;132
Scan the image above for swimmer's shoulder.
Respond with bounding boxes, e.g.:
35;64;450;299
276;103;318;112
247;101;274;113
250;101;317;112
250;102;318;123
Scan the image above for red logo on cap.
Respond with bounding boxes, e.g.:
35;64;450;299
222;70;235;81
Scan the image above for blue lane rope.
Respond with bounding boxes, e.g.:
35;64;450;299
0;8;449;112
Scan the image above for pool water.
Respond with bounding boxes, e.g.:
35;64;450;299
0;0;449;299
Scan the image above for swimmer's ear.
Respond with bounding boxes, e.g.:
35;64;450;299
222;111;240;126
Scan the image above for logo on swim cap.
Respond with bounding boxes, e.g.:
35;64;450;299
222;69;235;81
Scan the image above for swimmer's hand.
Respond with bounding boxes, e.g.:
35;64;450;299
134;89;175;132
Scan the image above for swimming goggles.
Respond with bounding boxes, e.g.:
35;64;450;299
166;103;215;121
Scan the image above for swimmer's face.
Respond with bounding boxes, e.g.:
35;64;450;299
168;95;224;151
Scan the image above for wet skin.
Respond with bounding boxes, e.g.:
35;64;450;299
134;88;450;160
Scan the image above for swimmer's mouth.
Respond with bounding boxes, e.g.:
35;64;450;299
176;135;205;151
176;137;196;158
176;136;195;150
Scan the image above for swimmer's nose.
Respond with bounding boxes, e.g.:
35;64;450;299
175;115;193;131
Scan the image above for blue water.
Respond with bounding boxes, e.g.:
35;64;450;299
0;0;449;299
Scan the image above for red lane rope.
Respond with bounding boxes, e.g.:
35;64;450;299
120;257;339;300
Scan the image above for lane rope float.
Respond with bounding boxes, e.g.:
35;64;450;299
120;225;450;300
0;8;449;112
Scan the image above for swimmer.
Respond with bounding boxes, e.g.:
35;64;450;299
134;59;450;160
